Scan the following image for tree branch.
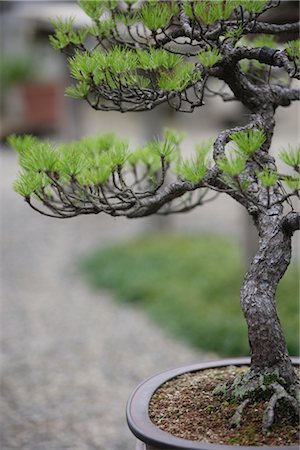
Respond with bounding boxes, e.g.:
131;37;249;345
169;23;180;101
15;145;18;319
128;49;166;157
126;180;196;218
178;7;193;39
281;212;300;235
248;21;300;35
230;47;299;79
270;85;300;106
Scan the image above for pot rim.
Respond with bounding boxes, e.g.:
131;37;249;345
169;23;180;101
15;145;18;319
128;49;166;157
126;357;300;450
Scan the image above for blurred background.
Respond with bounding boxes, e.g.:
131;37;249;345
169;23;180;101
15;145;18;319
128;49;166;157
0;2;299;450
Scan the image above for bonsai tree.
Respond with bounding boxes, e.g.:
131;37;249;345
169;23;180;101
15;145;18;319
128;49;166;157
9;0;299;432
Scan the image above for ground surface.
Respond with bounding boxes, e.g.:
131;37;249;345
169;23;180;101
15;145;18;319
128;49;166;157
0;150;215;450
150;366;300;446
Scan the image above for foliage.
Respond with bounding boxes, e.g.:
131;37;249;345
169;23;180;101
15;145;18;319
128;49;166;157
285;39;300;63
66;45;197;95
65;81;89;99
250;35;278;50
158;63;198;91
49;17;88;49
257;170;278;188
78;0;118;20
241;0;268;14
87;19;116;38
80;234;299;357
197;48;222;67
9;130;189;198
13;171;47;198
45;0;295;115
137;48;182;71
230;129;266;156
0;54;35;88
139;1;179;32
177;139;212;183
217;153;246;177
9;128;299;210
182;0;237;24
283;175;300;192
279;145;300;170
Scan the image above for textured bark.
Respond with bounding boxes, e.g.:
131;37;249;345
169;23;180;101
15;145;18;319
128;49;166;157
281;212;300;234
240;212;298;385
217;48;299;386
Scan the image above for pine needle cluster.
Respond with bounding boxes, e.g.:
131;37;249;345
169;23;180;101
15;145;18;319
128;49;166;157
9;0;300;218
47;0;281;112
9;128;300;216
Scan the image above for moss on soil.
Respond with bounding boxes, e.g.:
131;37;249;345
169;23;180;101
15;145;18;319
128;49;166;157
149;366;300;446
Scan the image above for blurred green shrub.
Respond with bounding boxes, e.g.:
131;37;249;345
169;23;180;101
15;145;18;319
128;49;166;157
80;234;299;357
0;54;35;89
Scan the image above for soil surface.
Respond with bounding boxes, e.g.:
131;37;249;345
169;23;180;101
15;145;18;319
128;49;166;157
149;366;300;446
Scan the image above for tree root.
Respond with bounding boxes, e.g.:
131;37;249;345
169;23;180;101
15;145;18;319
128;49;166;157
262;382;300;432
229;399;250;428
214;369;300;431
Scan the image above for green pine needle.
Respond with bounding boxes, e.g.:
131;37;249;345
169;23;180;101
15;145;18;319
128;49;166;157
178;158;208;183
283;175;300;191
241;0;268;14
128;146;161;172
217;153;246;177
65;81;90;99
7;134;38;154
49;17;88;50
137;48;182;71
158;63;197;91
178;139;212;183
9;133;125;193
285;40;300;63
57;145;88;178
230;129;266;156
257;170;278;187
138;1;178;32
87;19;116;38
197;48;221;67
148;138;175;160
18;142;58;173
279;145;300;170
163;129;186;146
110;139;129;169
224;27;244;45
13;171;47;198
251;35;278;49
183;0;236;25
78;0;118;20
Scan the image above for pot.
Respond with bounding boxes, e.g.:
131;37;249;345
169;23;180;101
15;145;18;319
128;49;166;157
126;357;300;450
21;81;63;129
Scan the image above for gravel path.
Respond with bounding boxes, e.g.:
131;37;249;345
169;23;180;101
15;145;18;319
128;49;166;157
0;150;214;450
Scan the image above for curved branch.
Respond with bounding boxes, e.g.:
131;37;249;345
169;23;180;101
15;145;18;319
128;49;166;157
126;180;196;218
212;115;263;161
178;7;193;39
248;21;300;35
270;85;300;106
281;211;300;235
210;114;280;212
230;47;299;79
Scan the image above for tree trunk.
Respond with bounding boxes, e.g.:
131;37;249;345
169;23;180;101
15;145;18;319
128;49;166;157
240;213;298;385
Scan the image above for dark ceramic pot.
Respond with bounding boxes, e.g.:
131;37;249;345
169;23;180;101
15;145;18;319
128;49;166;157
126;357;300;450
